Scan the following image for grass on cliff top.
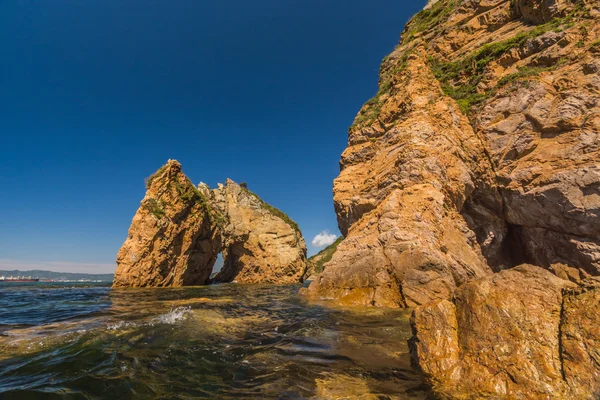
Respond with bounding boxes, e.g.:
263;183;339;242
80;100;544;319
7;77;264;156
308;236;344;274
144;165;228;228
145;164;169;189
240;186;301;234
349;0;460;130
429;10;582;114
401;0;459;45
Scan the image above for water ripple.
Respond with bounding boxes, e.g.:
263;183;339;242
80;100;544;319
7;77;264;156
0;283;431;399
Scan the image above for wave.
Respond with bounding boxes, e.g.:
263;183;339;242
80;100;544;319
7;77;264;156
106;306;193;331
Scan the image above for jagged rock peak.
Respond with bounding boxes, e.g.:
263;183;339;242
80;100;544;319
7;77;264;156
113;160;221;288
211;179;307;284
114;164;307;287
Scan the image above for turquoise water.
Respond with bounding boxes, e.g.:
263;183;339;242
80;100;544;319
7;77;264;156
0;283;431;399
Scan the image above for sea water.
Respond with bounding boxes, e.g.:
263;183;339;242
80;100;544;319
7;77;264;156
0;282;432;399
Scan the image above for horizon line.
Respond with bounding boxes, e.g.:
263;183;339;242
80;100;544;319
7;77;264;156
0;259;116;274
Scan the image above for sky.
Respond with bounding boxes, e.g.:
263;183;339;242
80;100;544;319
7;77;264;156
0;0;425;274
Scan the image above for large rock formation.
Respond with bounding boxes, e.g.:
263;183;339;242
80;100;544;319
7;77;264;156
113;163;306;287
302;0;600;396
302;0;600;306
410;265;600;398
210;179;307;284
113;160;222;287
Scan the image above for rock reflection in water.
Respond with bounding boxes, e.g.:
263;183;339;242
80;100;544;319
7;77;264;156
0;284;432;399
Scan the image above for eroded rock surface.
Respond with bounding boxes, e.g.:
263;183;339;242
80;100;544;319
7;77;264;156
113;160;221;287
211;180;307;284
513;0;571;24
410;265;600;398
114;165;306;287
303;0;600;306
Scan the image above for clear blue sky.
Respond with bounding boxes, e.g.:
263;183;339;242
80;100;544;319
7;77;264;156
0;0;424;273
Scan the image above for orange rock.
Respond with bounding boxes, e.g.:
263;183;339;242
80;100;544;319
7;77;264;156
114;165;306;287
211;179;307;284
303;0;600;307
113;160;221;287
410;265;600;398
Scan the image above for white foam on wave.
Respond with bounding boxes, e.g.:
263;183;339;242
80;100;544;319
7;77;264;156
150;306;193;325
107;306;194;331
107;320;138;330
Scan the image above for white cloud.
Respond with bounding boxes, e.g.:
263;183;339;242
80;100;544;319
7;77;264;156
0;259;116;274
311;230;338;248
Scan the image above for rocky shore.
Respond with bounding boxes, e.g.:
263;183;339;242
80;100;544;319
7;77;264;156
111;0;600;396
302;0;600;397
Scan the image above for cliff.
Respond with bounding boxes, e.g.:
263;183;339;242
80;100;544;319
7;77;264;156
113;163;306;287
302;0;600;305
301;0;600;396
410;265;600;398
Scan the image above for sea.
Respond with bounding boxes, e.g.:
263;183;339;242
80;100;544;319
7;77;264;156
0;282;432;399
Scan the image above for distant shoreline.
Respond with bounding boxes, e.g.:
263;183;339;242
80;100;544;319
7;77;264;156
0;269;114;282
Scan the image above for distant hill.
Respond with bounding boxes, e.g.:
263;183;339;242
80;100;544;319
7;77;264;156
0;270;114;282
304;236;344;280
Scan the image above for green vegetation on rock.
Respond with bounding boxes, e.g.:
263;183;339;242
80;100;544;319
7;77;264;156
351;51;412;130
176;178;203;203
308;236;343;275
497;62;566;87
402;0;458;44
145;164;168;189
241;186;301;234
178;179;228;229
145;198;166;220
429;13;579;114
145;163;228;228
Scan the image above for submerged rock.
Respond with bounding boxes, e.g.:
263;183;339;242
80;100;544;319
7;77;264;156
211;179;307;284
409;265;600;398
113;160;221;287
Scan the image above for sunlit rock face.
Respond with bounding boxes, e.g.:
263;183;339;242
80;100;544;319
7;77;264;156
302;0;600;306
410;265;600;398
113;163;306;287
302;0;600;397
211;179;307;284
113;160;221;288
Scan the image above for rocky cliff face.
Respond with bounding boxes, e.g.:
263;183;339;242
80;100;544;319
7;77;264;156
113;160;222;287
211;180;307;284
410;265;600;398
300;0;600;396
302;0;600;305
114;164;306;287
